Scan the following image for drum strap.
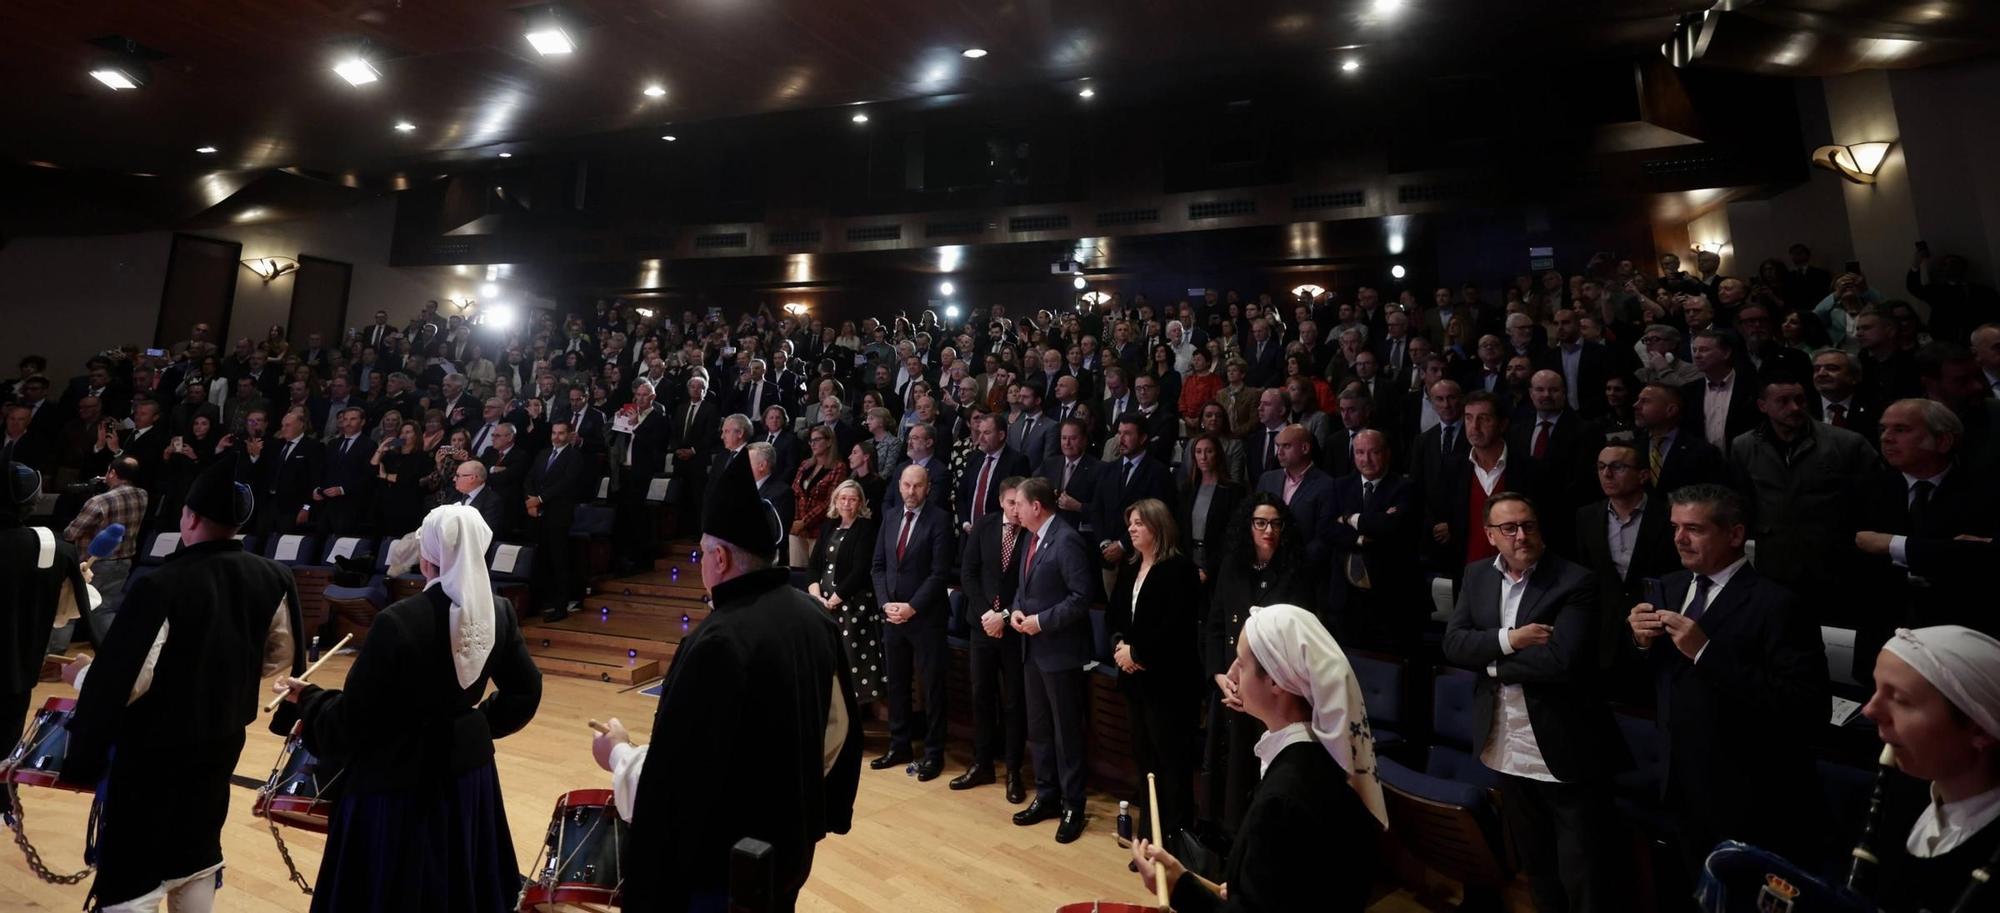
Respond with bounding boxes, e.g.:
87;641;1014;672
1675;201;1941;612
31;527;54;569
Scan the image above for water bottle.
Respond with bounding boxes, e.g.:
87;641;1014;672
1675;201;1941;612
1116;801;1133;844
307;634;322;664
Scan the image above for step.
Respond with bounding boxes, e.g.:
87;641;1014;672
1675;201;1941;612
592;575;709;601
524;624;677;660
584;598;710;623
538;611;700;643
527;646;663;685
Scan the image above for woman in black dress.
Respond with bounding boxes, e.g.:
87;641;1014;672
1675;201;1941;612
1201;493;1315;832
154;413;220;524
807;479;883;707
845;441;887;519
273;505;542;913
1176;433;1241;582
1108;498;1205;840
369;421;428;538
1134;603;1387;913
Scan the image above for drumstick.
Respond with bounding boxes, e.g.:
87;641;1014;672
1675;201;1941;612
587;719;610;734
264;633;353;712
45;653;79;664
1148;772;1170;910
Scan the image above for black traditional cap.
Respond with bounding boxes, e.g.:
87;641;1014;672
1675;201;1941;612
702;450;780;555
6;462;39;505
185;456;255;527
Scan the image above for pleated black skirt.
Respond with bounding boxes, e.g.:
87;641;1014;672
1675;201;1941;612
311;763;521;913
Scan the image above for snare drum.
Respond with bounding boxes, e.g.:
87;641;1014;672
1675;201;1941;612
3;697;89;792
520;788;626;912
253;723;339;833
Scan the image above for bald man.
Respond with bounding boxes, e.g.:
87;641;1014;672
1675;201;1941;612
1253;424;1336;572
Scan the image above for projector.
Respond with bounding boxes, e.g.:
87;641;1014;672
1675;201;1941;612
1050;259;1081;275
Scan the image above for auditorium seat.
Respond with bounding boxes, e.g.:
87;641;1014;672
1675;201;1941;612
263;533;323;567
124;531;181;590
318;536;387;647
1348;652;1409;756
1373;666;1512;905
1086;607;1116;681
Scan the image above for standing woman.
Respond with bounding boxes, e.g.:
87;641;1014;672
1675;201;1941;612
1202;493;1315;831
1197;402;1247;486
1176;433;1241;582
1108;498;1205;840
789;425;847;566
865;406;902;472
808;480;883;708
371;421;428;538
517;397;551;455
1135;603;1388;913
846;441;888;520
156;414;220;522
274;504;543;912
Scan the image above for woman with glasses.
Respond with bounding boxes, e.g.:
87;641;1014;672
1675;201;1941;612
1202;493;1315;831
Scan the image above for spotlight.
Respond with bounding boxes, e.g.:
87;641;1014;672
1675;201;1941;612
1341;59;1362;73
961;48;988;59
484;304;518;329
1372;0;1404;15
394;121;417;133
480;282;499;297
1077;87;1096;98
939;280;956;297
195;146;218;154
89;65;147;90
944;304;962;319
1072;276;1088;290
524;26;575;56
498;152;513;158
1390;264;1406;279
660;134;677;142
333;57;381;87
851;112;870;124
643;84;666;97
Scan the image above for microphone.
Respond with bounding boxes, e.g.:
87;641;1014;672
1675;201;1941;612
88;523;127;560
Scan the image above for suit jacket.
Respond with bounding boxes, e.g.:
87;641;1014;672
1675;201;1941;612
1643;565;1827;858
757;475;796;560
1008;411;1059;467
1441;556;1627;783
959;512;1024;627
870;503;955;627
1255;465;1336;567
1036;453;1102;534
1092;454;1176;554
436;393;481;431
619;405;671;478
460;485;508;537
955;447;1032;529
1014;518;1097;671
1535;344;1613;417
731;381;783;420
1243;338;1285;388
759;427;805;483
1407;421;1470;499
1745;345;1810;389
881;453;950;515
1175;480;1242;579
1571;497;1680;672
1244;425;1287;484
1106;555;1204;698
1679;376;1760;448
1324;473;1424;636
1422;450;1510;575
321;435;376;497
1781;266;1832;311
669;398;721;457
1134;405;1179;464
1505;411;1603;555
1634;428;1726;496
481;444;531;503
1848;467;1997;676
1808;393;1881;445
525;445;592;520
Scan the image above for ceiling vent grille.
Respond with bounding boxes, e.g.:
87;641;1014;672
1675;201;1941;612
1188;199;1256;220
1008;213;1071;233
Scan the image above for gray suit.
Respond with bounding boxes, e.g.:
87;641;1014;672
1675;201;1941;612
1008;412;1059;467
1016;516;1096;806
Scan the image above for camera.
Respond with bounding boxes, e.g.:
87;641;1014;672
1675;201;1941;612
64;477;109;498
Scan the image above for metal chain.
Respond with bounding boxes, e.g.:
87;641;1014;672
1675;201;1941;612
264;812;314;895
4;780;95;885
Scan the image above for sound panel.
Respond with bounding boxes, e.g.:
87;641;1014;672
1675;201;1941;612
288;254;352;351
154;233;241;348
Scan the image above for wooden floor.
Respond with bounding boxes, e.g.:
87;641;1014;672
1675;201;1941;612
4;659;1446;913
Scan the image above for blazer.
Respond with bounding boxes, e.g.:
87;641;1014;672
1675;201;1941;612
1174;480;1242;579
881;453;951;515
1570;497;1680;672
1244;424;1287;483
1848;466;1997;674
1808;393;1881;445
1013;518;1098;672
1406;421;1470;497
955;447;1032;529
958;512;1023;627
1679;376;1761;447
1254;465;1336;566
525;445;592;520
1504;411;1603;554
1106;554;1204;699
731;380;783;420
870;503;955;626
810;517;878;607
1441;556;1627;783
1642;565;1827;857
618;404;672;477
1323;473;1423;617
459;485;509;537
1008;411;1059;467
757;475;796;556
669;398;721;457
1036;453;1102;534
254;435;324;524
1635;428;1727;496
1092;454;1176;553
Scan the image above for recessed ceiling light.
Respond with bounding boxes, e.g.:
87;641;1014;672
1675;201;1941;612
394;121;417;133
643;84;666;97
851;112;870;123
195;146;218;154
939;280;956;296
660;134;678;142
333;57;380;87
89;67;144;90
1372;0;1404;14
1341;59;1362;72
1078;87;1096;98
1072;275;1088;290
498;152;513;158
524;27;575;56
961;48;988;59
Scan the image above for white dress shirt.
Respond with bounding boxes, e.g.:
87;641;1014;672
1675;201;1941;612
1702;371;1735;447
1253;720;1315;777
1907;783;2000;858
1479;557;1558;782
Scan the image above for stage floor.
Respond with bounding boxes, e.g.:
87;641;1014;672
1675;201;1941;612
5;657;1443;912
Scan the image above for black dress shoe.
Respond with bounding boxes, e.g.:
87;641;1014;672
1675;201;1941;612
914;757;944;782
869;749;913;771
1004;769;1026;804
1055;805;1087;843
1012;798;1060;826
948;762;995;790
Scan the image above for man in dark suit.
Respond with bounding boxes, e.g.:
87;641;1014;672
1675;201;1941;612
1506;371;1604;556
558;386;609;455
526;421;592;621
479;423;530;538
1007;478;1098;843
1035;419;1100;536
1780;244;1832;310
1571;441;1680;704
1634;383;1727;496
1255;424;1337;572
315;406;376;537
612;382;671;572
882;423;949;515
748;442;794;565
1539;309;1613;418
730;359;784;422
956;414;1030;535
954;476;1028;802
1733;303;1809;387
670;377;723;519
1407;378;1468;495
1628;483;1827;879
1243;318;1285;388
1007;385;1059;466
1324;430;1423;651
1423;392;1512;589
869;464;956;781
434;374;480;432
0;406;55;477
450;460;508;536
1680;330;1761;449
1848;399;1997;684
1808;349;1881;445
1443;492;1627;913
1245;389;1290;485
248;411;322;536
1129;376;1179;465
1322;388;1376;479
1090;415;1175;568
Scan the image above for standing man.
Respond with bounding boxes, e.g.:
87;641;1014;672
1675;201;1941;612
1092;415;1176;570
480;423;528;537
1681;331;1759;449
316;406;376;537
611;382;670;574
956;413;1030;534
748;442;794;565
1324;430;1422;652
1633;383;1727;497
252;410;323;536
59;458;305;912
61;455;146;631
1008;478;1098;843
1443;493;1626;913
1255;424;1336;571
882;422;949;515
526;420;590;622
870;464;955;780
1570;441;1678;702
954;477;1028;802
1627;484;1827;878
1;462;90;815
1425;392;1511;590
591;455;862;913
1036;418;1101;536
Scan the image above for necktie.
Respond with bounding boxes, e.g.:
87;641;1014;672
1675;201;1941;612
547;449;560;471
1124;459;1138;486
1022;532;1039;579
685;403;698;438
768;432;778;445
1062;460;1075;491
1264;429;1277;467
1532;420;1551;459
1649;437;1665;479
1022;415;1034;438
1684;574;1715;623
1442;424;1457;455
340;437;352;457
896;510;917;561
996;526;1017;611
974;454;996;518
1362;479;1376;508
1910;480;1935;534
1827;404;1847;427
474;424;491;455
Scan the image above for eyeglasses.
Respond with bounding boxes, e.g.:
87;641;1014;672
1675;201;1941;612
1249;517;1285;531
1485;521;1541;538
1595;462;1638;474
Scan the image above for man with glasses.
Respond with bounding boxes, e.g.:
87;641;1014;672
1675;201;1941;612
1571;441;1678;703
1129;375;1178;463
1444;492;1625;913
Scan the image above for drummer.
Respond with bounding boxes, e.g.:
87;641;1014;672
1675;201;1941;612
59;457;304;913
1861;625;2000;913
1131;603;1388;913
0;462;89;817
271;504;542;912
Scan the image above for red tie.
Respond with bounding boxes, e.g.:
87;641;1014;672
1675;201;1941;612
896;510;916;561
1022;531;1039;579
973;454;996;519
1532;420;1550;459
1827;404;1847;427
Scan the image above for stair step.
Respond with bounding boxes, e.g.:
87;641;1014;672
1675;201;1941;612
592;578;708;601
528;648;663;684
539;611;700;644
524;625;677;659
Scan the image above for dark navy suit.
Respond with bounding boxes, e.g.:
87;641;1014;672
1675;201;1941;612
871;501;956;761
1014;515;1097;807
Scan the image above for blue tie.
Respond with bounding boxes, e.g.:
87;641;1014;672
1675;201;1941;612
1684;575;1714;623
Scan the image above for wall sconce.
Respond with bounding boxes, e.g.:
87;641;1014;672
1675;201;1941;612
782;302;809;316
1812;141;1894;184
241;256;298;282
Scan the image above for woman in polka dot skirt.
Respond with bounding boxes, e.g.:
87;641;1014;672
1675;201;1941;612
808;479;884;705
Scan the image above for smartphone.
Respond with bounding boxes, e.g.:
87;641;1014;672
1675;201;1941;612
1642;577;1667;612
144;348;166;358
1844;260;1862;274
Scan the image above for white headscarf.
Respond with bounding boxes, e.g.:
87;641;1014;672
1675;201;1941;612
1884;626;2000;740
1242;603;1389;829
419;505;496;690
